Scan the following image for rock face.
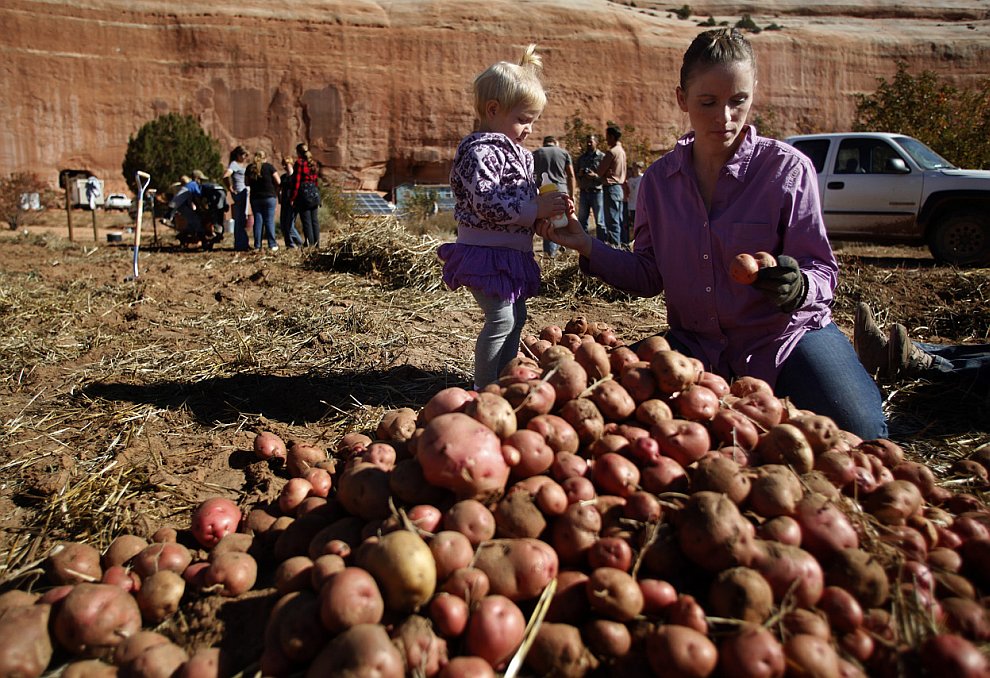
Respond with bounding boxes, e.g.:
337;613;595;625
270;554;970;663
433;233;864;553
1;0;988;192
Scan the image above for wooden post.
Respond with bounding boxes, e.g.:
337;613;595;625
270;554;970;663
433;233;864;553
64;183;74;242
91;206;99;243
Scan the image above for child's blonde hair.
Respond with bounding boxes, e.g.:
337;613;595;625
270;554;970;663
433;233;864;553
473;44;546;119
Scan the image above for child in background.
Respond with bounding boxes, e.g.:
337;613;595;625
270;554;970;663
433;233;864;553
438;44;568;390
624;160;645;247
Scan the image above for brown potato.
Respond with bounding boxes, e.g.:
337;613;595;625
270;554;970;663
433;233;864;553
305;624;404;678
474;538;559;602
708;566;773;623
101;534;149;569
526;623;600;676
0;602;53;678
135;570;185;623
336;461;392;521
586;567;644;621
590;379;636;421
645;624;718;678
53;583;142;656
203;551;257;597
47;541;103;585
357;530;437;613
318;567;384;633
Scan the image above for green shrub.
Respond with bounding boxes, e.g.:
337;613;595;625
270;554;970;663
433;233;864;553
698;15;717;26
122;113;223;194
672;4;691;19
735;14;760;31
854;62;990;169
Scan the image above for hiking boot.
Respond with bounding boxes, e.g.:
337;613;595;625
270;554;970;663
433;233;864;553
888;323;935;380
854;302;888;379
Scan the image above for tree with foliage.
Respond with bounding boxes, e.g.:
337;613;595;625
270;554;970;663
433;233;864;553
560;113;664;171
122;113;224;193
854;62;990;169
0;172;50;230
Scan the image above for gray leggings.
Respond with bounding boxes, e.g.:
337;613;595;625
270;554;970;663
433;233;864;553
470;289;528;390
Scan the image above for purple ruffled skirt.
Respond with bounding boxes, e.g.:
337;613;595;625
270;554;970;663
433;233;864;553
437;243;541;303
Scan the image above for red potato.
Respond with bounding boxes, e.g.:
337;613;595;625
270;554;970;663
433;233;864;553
589;379;636;421
269;591;329;665
620;361;659;403
403;504;442;533
501;379;556;425
675;491;759;572
463;391;517;439
730;252;760;284
336;431;373;457
46;541;102;585
0;602;52;678
711;408;761;451
421;387;475;424
101;534;149;569
653;418;711;467
629;434;663;465
788;414;841;455
793;492;860;558
101;564;140;592
286;442;328;478
591;452;640;497
672;384;720;421
691;454;751;505
731;390;784;430
417;413;511;502
494;488;547;539
190;497;241;549
336;461;392;521
429;530;474;581
531;624;602;673
561;476;596;503
302;467;333;497
864;479;923;526
310;554;346;590
391;614;449;678
61;659;119;678
551;451;588;481
123;642;188;678
588;432;631;458
646;624;718;678
527;414;581;455
429;592;470;638
639;578;678;615
748;465;804;518
131;542;193;578
444;499;495;546
274;555;314;595
650;350;699;395
575;340;611;380
640;456;690;494
717;623;785;678
377;407;419;443
751;541;824;608
440;567;491;603
551;502;602;565
318;567;384;633
784;634;840;678
203;551;257;597
757;423;814;473
699;371;730;397
177;647;233;678
279;477;314;515
305;624;404;678
503;429;554;478
824;548;890;609
53;583;142;656
585;567;643;622
253;431;287;460
465;595;526;670
588;536;634;572
474;538;559;601
624;490;662;523
757;515;803;546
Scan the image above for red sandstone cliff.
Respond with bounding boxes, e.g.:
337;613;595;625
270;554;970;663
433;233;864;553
1;0;988;192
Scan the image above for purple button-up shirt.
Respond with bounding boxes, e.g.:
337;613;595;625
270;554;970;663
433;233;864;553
586;127;837;386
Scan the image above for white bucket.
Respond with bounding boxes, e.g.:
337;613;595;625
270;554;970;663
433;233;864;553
225;219;235;234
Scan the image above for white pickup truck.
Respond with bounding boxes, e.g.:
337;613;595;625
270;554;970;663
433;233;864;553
784;132;990;266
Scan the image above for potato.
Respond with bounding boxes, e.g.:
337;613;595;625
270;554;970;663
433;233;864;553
274;555;314;595
793;492;860;558
473;538;559;602
675;491;758;572
121;641;188;678
751;540;825;607
708;566;773;623
177;647;232;678
190;497;241;549
710;408;761;451
545;357;589;405
357;529;436;613
61;659;118;678
45;541;102;586
527;414;581;454
494;488;547;539
575;340;611;381
429;592;470;638
202;551;257;597
317;567;384;633
672;384;720;421
730;252;760;284
0;602;53;678
525;622;600;676
591;452;640;498
650;351;699;395
101;535;149;570
864;479;923;526
691;454;751;505
667;593;710;635
444;499;496;546
586;567;644;621
825;549;889;607
465;595;526;670
748;465;804;518
336;461;392;521
463;391;517;439
391;614;449;678
310;554;346;590
620;361;659;403
503;429;554;479
501;380;556;424
653;418;711;467
286;442;328;478
417;413;511;502
440;567;491;603
551;502;602;565
784;634;840;678
718;624;785;678
53;583;142;656
640;456;690;494
588;536;634;572
757;423;814;473
421;387;475;424
818;586;865;634
788;414;841;455
377;407;418;443
590;379;636;421
645;624;718;678
731;390;784;430
942;597;990;641
253;430;287;460
558;397;605;446
134;570;184;623
920;633;990;678
305;624;404;678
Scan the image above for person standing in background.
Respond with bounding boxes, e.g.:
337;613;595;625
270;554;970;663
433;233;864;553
575;134;605;235
291;143;321;248
588;125;626;247
278;156;304;248
624;160;645;247
245;150;281;252
222;146;250;251
532;135;576;257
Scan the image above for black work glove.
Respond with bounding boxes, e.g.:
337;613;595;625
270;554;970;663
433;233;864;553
753;254;808;313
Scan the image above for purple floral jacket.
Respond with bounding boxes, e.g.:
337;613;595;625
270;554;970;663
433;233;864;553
450;132;539;251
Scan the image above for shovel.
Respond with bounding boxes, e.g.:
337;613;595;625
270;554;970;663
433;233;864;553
129;171;151;280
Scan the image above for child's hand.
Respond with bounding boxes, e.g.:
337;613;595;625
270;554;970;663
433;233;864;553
535;199;592;258
536;191;568;220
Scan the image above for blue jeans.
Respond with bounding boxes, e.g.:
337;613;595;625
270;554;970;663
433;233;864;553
470;289;527;390
577;189;602;235
251;196;278;249
918;342;990;395
299;207;320;247
279;202;303;247
774;322;888;440
599;184;624;247
232;190;249;251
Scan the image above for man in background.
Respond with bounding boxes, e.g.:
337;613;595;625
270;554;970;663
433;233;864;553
575;134;605;237
594;125;627;247
532;135;576;257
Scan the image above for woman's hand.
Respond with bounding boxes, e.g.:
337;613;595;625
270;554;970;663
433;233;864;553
535;198;593;258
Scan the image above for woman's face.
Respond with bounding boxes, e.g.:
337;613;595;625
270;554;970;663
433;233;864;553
676;60;755;156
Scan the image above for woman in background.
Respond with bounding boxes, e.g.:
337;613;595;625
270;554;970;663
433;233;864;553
291;143;321;248
245;150;280;252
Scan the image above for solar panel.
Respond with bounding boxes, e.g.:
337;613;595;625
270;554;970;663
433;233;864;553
346;192;395;216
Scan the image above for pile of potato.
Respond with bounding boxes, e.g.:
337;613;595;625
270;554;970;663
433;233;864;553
3;315;990;678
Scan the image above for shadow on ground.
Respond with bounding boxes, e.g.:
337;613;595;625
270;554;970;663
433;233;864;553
82;365;466;425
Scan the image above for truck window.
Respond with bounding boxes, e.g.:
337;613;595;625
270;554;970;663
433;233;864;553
790;140;829;173
837;138;908;175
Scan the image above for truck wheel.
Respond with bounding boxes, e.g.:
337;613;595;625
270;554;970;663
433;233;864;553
928;211;990;266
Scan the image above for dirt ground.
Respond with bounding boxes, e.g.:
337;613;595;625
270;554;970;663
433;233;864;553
0;209;988;670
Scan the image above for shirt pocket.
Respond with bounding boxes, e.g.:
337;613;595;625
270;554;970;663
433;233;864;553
722;222;778;258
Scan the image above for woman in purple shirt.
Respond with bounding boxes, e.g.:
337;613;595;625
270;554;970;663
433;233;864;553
540;28;886;440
